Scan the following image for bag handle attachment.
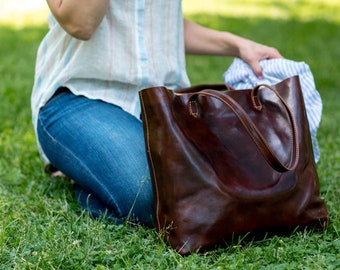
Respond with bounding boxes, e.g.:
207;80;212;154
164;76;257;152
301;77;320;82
184;85;300;172
251;84;264;111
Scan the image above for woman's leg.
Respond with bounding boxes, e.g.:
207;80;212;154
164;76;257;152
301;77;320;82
37;89;154;226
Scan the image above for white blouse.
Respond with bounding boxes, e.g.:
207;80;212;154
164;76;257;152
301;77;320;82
31;0;190;162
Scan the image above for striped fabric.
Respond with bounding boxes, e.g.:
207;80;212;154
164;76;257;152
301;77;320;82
31;0;190;163
223;58;322;163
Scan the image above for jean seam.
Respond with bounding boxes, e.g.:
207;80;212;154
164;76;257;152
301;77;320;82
37;115;125;219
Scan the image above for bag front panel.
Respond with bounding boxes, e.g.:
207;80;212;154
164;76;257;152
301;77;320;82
139;76;329;255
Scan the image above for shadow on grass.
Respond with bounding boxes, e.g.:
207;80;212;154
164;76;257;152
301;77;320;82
0;15;339;269
0;14;339;225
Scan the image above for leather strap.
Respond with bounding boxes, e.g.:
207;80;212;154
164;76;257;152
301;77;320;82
183;85;299;172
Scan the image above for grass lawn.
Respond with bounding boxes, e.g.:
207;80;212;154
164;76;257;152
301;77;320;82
0;0;339;269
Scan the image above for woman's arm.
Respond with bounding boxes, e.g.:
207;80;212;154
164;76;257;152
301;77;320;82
183;19;282;78
46;0;110;40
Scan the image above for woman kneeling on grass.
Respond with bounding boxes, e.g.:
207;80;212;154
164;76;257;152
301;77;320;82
31;0;282;226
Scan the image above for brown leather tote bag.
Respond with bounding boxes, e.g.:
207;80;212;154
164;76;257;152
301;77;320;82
139;76;329;255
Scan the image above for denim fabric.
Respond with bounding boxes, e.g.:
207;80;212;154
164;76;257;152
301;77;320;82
37;90;154;226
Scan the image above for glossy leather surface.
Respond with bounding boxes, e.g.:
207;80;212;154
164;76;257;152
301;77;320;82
140;76;329;255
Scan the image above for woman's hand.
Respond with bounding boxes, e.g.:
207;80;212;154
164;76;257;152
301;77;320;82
47;0;109;40
238;39;282;78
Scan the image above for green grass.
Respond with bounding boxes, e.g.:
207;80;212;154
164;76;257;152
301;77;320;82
0;1;339;269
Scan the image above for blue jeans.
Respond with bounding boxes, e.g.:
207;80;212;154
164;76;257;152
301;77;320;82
37;89;154;226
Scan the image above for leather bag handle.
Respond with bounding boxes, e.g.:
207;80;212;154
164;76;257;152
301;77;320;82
183;85;299;172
